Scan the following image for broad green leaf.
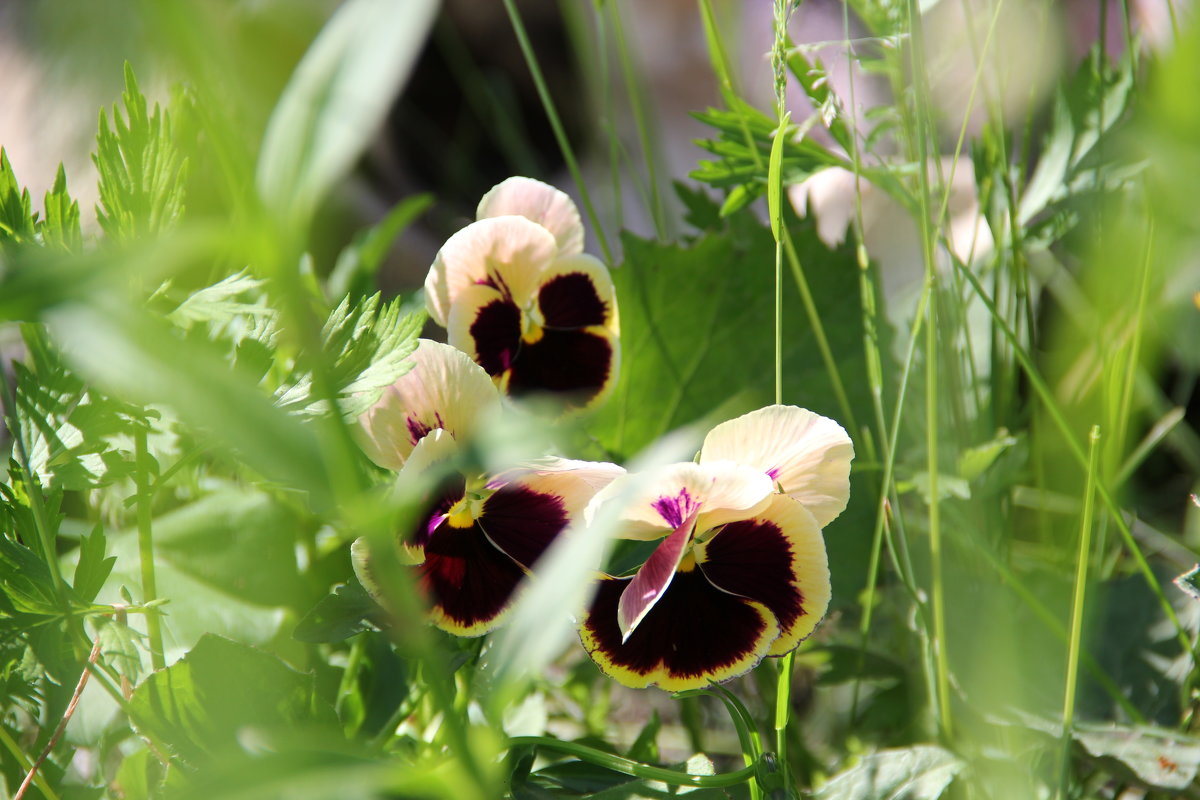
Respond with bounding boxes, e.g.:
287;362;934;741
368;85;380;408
293;581;380;643
94;63;187;241
127;634;333;766
813;746;963;800
256;0;439;225
1073;723;1200;791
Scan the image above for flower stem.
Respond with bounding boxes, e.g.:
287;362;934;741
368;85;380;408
507;736;759;788
1057;425;1102;800
134;425;166;671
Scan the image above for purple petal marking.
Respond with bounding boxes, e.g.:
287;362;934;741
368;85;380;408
412;473;467;549
617;508;699;642
766;466;781;481
652;487;699;529
405;412;445;446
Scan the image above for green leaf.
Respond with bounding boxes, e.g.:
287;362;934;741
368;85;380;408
127;634;334;766
256;0;438;225
293;582;380;643
41;164;82;252
72;526;116;605
0;148;36;247
276;292;423;419
1173;564;1200;601
625;710;661;764
1073;723;1200;791
112;747;165;800
957;429;1018;482
0;535;62;617
165;269;273;330
813;746;964;800
47;298;331;505
95;615;146;686
767;113;790;242
94;62;188;240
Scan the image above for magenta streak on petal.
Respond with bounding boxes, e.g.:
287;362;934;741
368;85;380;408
617;507;700;642
652;487;699;529
766;466;781;481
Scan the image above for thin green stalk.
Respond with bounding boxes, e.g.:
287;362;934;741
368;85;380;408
682;686;764;800
134;426;165;672
774;650;795;786
502;0;613;265
949;255;1192;654
698;0;763;171
508;736;759;789
335;634;366;722
608;0;667;239
0;725;60;800
1058;425;1102;800
904;0;953;741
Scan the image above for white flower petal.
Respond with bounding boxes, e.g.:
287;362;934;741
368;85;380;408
477;177;584;256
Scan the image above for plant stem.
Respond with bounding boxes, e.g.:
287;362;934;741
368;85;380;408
502;0;613;265
508;736;759;788
134;425;166;671
1058;425;1102;800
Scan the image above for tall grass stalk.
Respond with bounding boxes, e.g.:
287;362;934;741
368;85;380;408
502;0;614;265
134;426;165;671
1058;425;1102;800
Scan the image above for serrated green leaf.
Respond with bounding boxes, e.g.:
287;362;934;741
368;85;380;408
0;535;62;617
41;164;82;252
256;0;438;225
1073;723;1200;791
95;615;146;685
93;62;188;240
73;526;116;605
0;148;37;247
276;292;423;419
813;746;963;800
165;269;273;329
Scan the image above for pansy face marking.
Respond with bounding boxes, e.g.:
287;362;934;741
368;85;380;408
355;338;624;637
578;405;852;691
425;177;619;411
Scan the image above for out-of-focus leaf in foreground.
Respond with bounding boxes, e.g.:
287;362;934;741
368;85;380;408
256;0;439;226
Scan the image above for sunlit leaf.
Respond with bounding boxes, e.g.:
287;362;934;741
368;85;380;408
293;582;381;643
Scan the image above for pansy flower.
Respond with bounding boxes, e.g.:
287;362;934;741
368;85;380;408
424;177;619;411
578;405;852;690
355;338;623;636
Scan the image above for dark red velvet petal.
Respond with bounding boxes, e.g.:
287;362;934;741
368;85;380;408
538;272;608;328
469;299;522;377
476;485;569;570
419;521;525;634
507;329;612;404
699;519;804;633
581;569;775;689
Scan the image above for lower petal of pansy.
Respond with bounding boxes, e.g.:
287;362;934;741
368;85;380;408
475;484;569;570
420;521;527;636
580;569;780;691
507;327;615;408
696;495;830;657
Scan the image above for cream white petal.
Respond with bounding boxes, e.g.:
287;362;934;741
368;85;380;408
476;177;584;257
700;405;853;528
357;339;499;470
584;461;773;541
493;457;625;519
424;215;557;327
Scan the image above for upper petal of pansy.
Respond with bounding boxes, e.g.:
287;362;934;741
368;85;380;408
490;457;625;519
425;215;557;327
357;339;500;471
700;405;853;528
584;461;773;541
535;254;617;331
695;494;830;656
477;177;584;257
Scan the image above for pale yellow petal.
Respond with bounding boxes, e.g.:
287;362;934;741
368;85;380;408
424;215;556;327
476;176;584;256
700;405;853;528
